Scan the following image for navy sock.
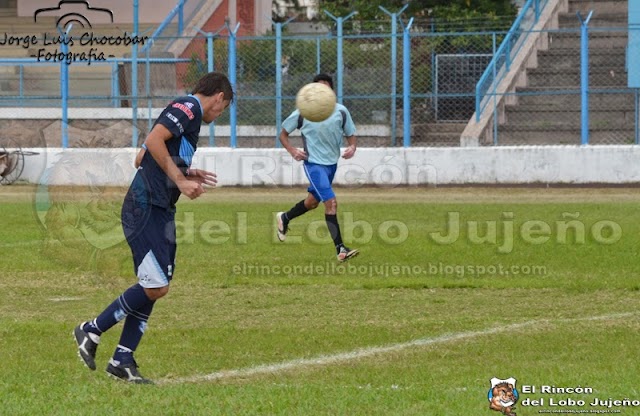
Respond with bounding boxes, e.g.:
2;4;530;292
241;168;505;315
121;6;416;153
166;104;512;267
86;284;152;335
284;200;309;224
114;300;155;364
325;214;343;249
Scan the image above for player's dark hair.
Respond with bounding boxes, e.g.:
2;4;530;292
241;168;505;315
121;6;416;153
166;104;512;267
313;73;334;90
191;72;235;102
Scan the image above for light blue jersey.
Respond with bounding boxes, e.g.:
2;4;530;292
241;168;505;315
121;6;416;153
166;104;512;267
282;103;356;166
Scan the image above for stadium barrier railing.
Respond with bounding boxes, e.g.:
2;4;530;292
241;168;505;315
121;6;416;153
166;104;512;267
0;7;638;148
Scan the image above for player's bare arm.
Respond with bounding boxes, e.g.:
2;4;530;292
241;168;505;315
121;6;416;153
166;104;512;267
279;129;308;161
144;124;204;199
134;147;146;168
342;135;357;159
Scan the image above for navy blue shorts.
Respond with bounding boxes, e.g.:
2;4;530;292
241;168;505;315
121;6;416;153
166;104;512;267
303;162;338;202
121;198;176;288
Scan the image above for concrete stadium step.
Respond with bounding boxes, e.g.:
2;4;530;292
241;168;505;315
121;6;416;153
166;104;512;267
0;16;57;31
19;66;114;77
537;49;625;69
494;0;631;146
513;89;636;107
0;21;159;34
504;105;636;125
0;48;34;58
412;132;461;147
0;98;113;107
527;67;628;87
422;123;467;133
558;13;628;29
568;0;628;15
21;75;113;85
15;76;111;94
547;31;628;49
0;66;18;74
497;125;636;145
411;123;466;147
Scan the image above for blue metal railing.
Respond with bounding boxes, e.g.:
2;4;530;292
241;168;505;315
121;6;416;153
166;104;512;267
142;0;187;54
475;0;549;122
2;7;638;148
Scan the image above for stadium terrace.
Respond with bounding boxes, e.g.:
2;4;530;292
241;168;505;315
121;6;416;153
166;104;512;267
79;32;149;46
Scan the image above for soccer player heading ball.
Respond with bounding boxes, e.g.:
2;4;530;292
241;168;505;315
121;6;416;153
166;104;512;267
74;72;234;384
276;73;359;262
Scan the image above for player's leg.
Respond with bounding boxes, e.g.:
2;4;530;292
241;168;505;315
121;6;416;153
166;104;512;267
74;205;170;383
74;282;158;372
277;193;318;236
106;207;175;384
320;165;358;262
276;164;321;241
73;198;154;372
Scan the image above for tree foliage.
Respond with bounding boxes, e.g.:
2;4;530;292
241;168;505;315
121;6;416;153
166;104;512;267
317;0;516;25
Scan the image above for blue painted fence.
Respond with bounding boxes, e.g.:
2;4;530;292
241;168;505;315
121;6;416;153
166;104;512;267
0;2;638;148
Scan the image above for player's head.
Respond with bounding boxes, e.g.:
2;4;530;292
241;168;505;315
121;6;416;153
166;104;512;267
192;72;234;123
313;73;334;90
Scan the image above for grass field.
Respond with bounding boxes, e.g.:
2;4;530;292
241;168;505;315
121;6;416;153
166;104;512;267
2;185;640;415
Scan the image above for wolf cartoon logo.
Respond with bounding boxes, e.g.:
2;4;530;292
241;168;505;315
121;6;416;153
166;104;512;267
35;149;136;270
488;377;518;416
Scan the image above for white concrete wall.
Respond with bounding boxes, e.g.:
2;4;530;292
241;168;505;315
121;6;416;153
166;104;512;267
15;146;640;188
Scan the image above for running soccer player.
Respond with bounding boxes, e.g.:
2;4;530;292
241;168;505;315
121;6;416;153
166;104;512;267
73;72;234;384
276;73;359;262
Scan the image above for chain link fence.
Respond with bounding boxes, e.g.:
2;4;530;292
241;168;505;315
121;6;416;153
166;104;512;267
490;25;634;146
0;8;638;148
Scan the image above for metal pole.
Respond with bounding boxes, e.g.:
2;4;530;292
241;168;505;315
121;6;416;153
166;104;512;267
434;55;438;121
402;18;414;147
336;17;344;103
635;88;639;144
227;23;240;148
390;11;396;140
19;65;23;108
431;18;436;123
207;33;215;146
316;37;321;74
178;0;184;36
324;11;356;105
275;22;283;147
273;17;294;147
60;24;72;149
492;33;498;145
198;27;223;147
379;5;407;147
111;62;118;108
61;44;68;148
578;11;593;145
132;0;139;147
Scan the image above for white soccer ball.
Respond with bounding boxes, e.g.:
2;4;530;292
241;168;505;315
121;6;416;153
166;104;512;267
295;82;337;122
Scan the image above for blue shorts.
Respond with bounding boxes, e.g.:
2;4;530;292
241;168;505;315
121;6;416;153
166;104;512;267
303;162;337;202
121;198;176;288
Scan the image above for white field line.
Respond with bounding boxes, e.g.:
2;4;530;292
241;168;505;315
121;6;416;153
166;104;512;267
0;240;43;248
160;311;636;385
0;237;106;248
48;296;85;302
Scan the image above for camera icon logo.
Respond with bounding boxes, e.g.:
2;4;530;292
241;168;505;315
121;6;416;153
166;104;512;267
34;0;113;29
